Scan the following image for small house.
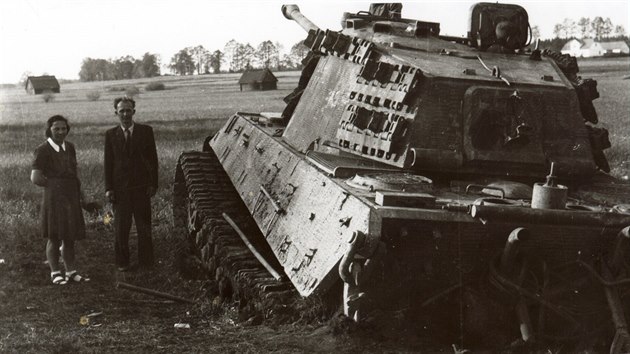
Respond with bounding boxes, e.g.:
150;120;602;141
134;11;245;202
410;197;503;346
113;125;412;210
561;39;630;58
25;75;60;94
238;69;278;91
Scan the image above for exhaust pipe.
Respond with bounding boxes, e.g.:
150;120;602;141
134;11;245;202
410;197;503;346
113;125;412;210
500;227;530;275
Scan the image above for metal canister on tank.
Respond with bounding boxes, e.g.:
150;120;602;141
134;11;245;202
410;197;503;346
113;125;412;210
531;163;567;209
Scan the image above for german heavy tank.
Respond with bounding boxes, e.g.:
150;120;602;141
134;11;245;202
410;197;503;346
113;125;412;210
174;2;630;350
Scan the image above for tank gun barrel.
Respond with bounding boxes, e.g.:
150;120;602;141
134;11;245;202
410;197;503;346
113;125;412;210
282;4;320;33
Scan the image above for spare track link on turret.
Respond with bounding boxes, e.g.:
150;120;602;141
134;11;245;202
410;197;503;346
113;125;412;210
174;150;301;320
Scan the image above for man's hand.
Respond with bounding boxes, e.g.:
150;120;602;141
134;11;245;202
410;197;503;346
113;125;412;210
105;190;115;203
147;186;157;198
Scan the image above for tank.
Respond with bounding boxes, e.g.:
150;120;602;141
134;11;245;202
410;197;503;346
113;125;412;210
173;3;630;350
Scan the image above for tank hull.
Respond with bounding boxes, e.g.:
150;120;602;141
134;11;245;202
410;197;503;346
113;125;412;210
194;112;630;348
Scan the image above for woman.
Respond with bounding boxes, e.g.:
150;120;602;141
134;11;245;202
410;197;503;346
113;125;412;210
31;115;90;284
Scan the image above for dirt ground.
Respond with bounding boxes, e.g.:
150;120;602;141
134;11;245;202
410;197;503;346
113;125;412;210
0;219;440;353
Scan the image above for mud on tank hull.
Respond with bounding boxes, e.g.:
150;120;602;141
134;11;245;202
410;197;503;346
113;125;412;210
174;112;630;350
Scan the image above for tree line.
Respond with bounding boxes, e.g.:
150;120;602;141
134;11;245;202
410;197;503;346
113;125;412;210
167;40;309;75
527;17;628;54
79;53;160;81
80;17;626;82
79;40;310;81
551;17;626;40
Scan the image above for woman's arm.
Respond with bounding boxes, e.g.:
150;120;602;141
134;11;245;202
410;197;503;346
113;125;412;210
30;169;47;187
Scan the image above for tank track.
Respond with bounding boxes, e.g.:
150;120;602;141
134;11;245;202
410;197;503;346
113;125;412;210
174;150;312;321
542;49;600;125
541;49;579;77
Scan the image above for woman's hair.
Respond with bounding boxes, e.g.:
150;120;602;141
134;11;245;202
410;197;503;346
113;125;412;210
45;115;70;138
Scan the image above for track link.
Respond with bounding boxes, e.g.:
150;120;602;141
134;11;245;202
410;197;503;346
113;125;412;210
174;150;314;321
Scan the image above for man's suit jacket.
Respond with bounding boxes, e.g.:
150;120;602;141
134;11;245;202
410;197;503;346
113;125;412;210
105;123;158;193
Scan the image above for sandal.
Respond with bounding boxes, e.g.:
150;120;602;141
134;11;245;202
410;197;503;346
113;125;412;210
65;270;90;283
51;272;67;285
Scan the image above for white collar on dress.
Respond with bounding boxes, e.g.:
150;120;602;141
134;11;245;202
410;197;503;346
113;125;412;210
47;137;66;152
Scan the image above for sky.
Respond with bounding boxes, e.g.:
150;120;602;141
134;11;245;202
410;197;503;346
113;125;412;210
1;0;628;84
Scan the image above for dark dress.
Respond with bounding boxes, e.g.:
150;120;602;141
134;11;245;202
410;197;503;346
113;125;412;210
32;141;85;241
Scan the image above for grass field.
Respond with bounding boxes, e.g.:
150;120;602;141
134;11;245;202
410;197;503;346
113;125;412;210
0;58;628;352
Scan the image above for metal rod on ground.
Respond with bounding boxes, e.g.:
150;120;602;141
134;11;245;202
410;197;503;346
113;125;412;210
116;282;195;304
222;212;284;281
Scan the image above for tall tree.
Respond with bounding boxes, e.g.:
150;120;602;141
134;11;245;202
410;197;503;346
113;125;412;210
139;53;160;77
255;40;279;68
562;18;577;38
224;40;256;72
577;17;591;38
201;53;211;74
591;17;606;40
603;18;614;38
101;59;116;80
187;45;210;75
553;19;577;39
274;41;284;61
169;49;195;75
209;50;223;73
238;43;256;71
289;40;309;68
79;58;96;81
279;54;294;70
614;25;626;37
553;23;563;39
224;39;239;73
113;55;136;79
530;25;541;41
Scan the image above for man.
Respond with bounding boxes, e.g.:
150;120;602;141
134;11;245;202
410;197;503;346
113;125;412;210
487;20;520;54
105;97;158;271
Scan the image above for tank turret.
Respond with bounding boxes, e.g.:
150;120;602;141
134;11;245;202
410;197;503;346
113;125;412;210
281;3;609;178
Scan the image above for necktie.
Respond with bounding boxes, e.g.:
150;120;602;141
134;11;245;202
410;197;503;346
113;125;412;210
124;128;131;155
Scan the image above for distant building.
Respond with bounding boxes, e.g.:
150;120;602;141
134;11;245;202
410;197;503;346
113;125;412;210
561;38;630;58
25;75;60;94
238;69;278;91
